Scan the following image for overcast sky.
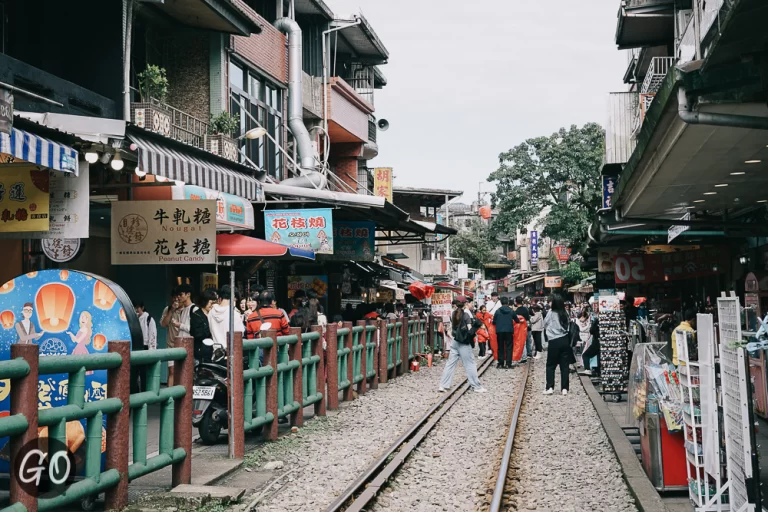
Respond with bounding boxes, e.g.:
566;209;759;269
328;0;628;203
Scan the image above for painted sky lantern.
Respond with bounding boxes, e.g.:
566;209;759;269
0;270;140;475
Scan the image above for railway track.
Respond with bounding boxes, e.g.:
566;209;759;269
325;356;531;512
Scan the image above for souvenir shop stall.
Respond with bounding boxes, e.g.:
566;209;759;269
597;295;630;402
627;292;761;511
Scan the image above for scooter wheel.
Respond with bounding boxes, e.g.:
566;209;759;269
198;408;222;445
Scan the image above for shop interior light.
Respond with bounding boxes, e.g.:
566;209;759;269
84;151;99;164
740;256;748;264
693;199;705;203
730;171;746;175
703;192;717;195
759;200;768;203
135;169;147;178
714;184;728;187
110;153;124;171
745;160;762;164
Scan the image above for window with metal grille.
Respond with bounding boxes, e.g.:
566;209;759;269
357;160;369;194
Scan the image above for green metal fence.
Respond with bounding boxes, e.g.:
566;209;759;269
386;323;396;373
276;335;301;420
433;318;444;352
407;320;416;361
0;358;31;512
351;326;365;385
242;338;275;433
336;327;351;392
364;325;377;380
300;331;323;408
395;321;403;367
418;319;428;353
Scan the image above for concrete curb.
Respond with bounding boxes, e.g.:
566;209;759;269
579;374;671;512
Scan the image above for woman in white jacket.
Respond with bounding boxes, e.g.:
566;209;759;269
209;285;245;348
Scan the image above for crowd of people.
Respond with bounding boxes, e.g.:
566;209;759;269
437;293;600;396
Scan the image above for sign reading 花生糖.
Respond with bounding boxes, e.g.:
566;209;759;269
329;221;374;261
0;168;50;232
264;208;333;254
373;167;393;203
111;200;216;265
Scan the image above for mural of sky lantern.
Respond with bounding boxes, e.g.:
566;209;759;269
36;283;76;332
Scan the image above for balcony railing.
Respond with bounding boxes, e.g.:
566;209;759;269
640;56;677;94
151;98;210;149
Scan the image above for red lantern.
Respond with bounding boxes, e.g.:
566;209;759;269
479;206;492;220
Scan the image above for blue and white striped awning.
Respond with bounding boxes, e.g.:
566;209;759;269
0;128;79;174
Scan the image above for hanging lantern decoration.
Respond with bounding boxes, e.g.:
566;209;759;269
0;280;14;294
60;270;69;281
26;272;37;278
0;311;14;329
35;283;75;332
479;205;492;220
93;281;117;311
93;334;107;351
119;308;126;322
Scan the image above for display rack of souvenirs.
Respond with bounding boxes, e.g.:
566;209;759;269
598;296;629;400
627;342;683;432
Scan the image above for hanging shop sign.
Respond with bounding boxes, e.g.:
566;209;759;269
598;247;618;272
111;200;216;265
667;213;690;243
373;167;393;203
431;292;453;320
395;288;405;301
201;272;218;293
376;289;394;302
0;269;139;474
530;231;539;266
329;221;374;261
544;276;563;288
554;245;571;264
0;168;50;232
0;88;12;136
602;175;617;210
42;238;82;263
288;275;328;299
598;295;621;313
435;213;446;242
613;248;726;284
264;208;333;254
172;184;254;231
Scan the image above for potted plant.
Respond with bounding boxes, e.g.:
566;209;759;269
131;64;172;137
206;111;240;161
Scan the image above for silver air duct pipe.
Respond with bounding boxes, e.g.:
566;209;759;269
274;17;325;187
678;87;768;130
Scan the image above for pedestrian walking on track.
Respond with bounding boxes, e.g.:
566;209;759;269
438;296;487;393
492;296;519;369
543;295;571;396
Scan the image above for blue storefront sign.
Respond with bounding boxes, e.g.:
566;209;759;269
530;230;539;265
0;269;138;474
329;221;375;261
602;176;617;210
174;184;255;231
264;208;334;254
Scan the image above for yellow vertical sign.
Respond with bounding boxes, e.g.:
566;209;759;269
373;167;393;203
0;167;50;232
201;272;218;293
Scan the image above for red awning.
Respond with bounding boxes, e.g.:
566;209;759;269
215;234;315;260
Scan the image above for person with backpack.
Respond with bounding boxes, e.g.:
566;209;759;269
438;297;487;393
134;301;157;392
246;291;291;338
543;295;573;396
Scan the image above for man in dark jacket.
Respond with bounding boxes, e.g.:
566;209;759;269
493;297;520;369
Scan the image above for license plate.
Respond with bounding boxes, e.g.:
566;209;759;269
193;386;216;400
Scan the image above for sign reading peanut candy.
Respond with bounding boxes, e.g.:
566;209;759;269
111;200;217;265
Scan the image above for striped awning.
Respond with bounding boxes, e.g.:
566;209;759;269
0;128;78;174
130;133;262;201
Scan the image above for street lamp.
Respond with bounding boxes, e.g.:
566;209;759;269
238;127;267;140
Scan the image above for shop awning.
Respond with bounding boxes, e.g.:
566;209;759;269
0;127;78;174
130;132;263;201
216;233;315;260
172;184;254;231
514;275;545;287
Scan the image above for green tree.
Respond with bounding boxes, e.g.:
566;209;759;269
488;123;604;252
445;220;499;270
561;261;584;285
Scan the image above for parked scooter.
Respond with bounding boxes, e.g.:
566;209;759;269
191;323;272;444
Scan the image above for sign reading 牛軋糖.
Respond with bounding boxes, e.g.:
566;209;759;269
111;200;216;265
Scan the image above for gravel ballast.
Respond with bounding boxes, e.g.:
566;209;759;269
503;361;638;512
253;356;474;511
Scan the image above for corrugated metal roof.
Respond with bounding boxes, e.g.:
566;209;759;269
333;14;389;64
294;0;334;20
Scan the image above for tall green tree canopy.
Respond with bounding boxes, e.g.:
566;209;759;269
488;123;604;252
445;219;499;270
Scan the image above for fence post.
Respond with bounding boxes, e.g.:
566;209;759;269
356;320;367;395
378;319;388;384
10;344;38;512
325;323;339;410
265;329;279;441
427;315;434;354
342;321;354;402
311;324;326;416
400;318;409;375
105;340;130;509
289;327;304;428
173;337;194;486
229;331;245;458
369;319;379;390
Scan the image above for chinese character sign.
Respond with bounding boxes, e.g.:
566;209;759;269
0;167;50;232
431;292;453;321
111;200;217;265
602;176;617;209
530;231;539;265
330;221;375;261
173;184;255;231
613;249;727;284
373;167;393;203
264;208;334;254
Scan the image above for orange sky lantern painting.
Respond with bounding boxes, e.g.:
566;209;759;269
93;333;107;351
93;281;117;310
35;283;75;332
0;280;14;294
60;269;69;281
0;311;13;329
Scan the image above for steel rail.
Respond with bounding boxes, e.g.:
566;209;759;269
325;355;497;512
489;360;532;512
